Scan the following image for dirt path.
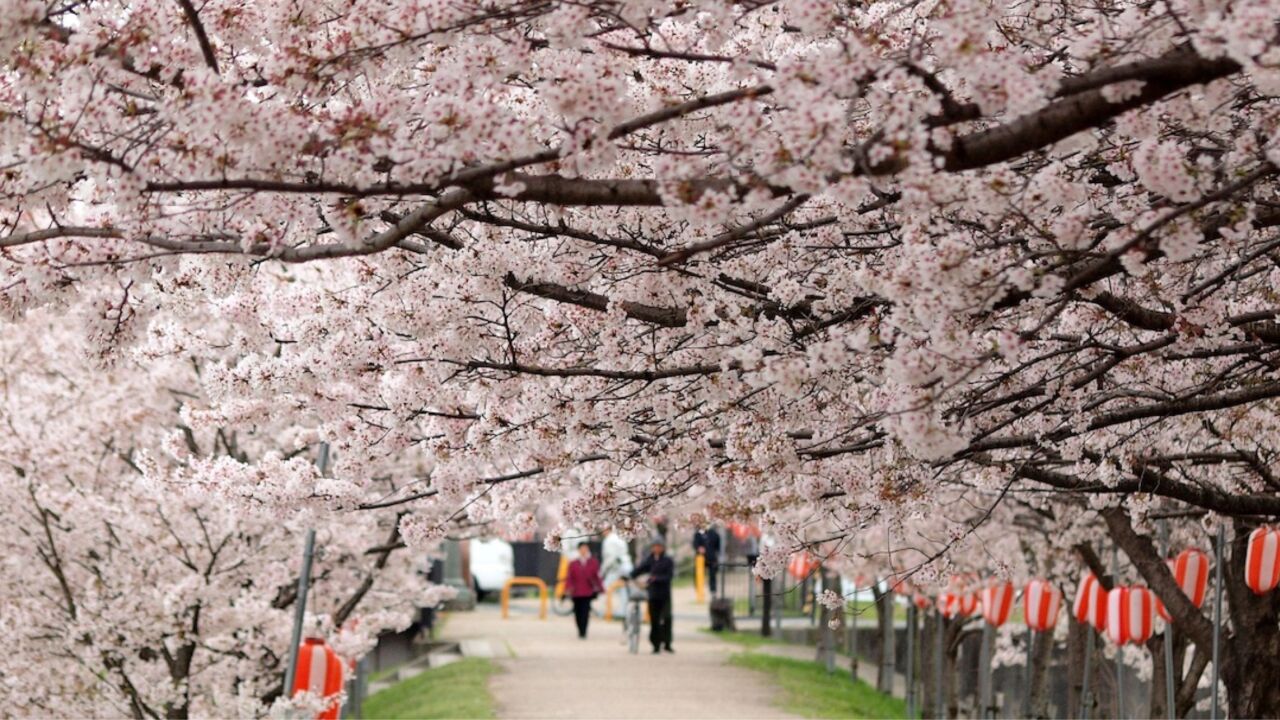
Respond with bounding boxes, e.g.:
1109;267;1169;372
441;585;799;719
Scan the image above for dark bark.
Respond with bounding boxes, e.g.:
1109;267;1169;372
1066;618;1085;719
1105;507;1280;718
921;612;938;718
1221;522;1280;719
873;586;897;694
944;618;968;719
1027;627;1054;718
943;46;1240;172
761;577;773;637
1146;632;1171;720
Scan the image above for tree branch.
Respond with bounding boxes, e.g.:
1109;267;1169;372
175;0;220;73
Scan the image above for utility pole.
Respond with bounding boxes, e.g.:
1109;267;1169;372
283;442;329;702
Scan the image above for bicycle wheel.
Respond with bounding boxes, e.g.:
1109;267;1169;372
627;604;641;654
552;594;574;616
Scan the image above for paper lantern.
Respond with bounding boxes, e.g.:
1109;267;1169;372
1246;527;1280;595
1156;549;1210;621
787;552;817;580
1023;579;1062;632
291;638;344;720
1072;572;1107;631
939;591;978;618
1105;586;1154;645
938;592;960;618
729;522;761;541
913;593;932;610
890;576;915;595
980;581;1015;627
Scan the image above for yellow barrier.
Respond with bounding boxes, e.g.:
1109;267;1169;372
554;556;569;599
603;579;650;622
695;554;706;604
501;577;549;620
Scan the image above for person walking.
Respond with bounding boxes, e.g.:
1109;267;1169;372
693;526;722;594
564;541;604;639
630;538;675;654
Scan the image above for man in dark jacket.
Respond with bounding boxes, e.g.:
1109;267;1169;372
693;526;722;594
630;538;675;653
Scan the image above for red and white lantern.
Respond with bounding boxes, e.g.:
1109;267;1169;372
787;552;817;580
913;593;932;610
938;592;958;618
938;591;978;618
1105;586;1155;645
889;575;915;596
291;637;345;720
980;581;1015;627
1072;572;1107;631
1246;527;1280;595
1156;549;1210;621
1023;579;1062;632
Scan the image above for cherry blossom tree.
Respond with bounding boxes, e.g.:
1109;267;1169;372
3;0;1280;714
0;312;450;718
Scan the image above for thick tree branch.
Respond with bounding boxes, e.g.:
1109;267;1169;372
503;273;688;327
943;46;1240;172
1100;506;1219;652
175;0;220;74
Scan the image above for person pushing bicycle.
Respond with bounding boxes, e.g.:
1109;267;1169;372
629;537;675;654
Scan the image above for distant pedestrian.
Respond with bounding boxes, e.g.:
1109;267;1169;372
693;526;722;594
631;538;675;653
564;542;604;639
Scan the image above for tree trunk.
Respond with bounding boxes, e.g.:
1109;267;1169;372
1176;644;1210;718
761;577;773;637
1221;521;1280;718
816;568;835;671
1026;626;1054;718
1146;631;1170;720
921;612;938;718
1066;618;1084;719
945;619;966;719
1104;508;1280;718
849;599;861;682
874;586;897;694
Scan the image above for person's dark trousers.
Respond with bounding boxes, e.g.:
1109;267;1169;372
572;597;592;638
707;561;719;594
648;588;673;650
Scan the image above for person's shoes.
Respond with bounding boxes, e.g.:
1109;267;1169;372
663;646;674;653
652;647;661;654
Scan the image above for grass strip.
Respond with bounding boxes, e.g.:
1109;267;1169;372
729;652;907;719
364;658;497;720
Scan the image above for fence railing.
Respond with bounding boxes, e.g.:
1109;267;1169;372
714;560;820;627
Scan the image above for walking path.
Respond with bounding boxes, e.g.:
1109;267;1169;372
440;585;800;719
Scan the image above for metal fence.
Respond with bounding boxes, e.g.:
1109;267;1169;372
714;561;820;627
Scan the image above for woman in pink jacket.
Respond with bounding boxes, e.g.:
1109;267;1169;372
563;541;605;638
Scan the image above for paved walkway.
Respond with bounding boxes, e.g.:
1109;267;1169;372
441;585;799;719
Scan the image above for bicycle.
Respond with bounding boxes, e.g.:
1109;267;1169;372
552;588;574;617
623;578;647;654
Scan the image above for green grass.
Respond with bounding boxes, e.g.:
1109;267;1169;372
364;658;497;720
729;652;908;719
846;600;908;622
733;596;809;617
701;627;783;647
